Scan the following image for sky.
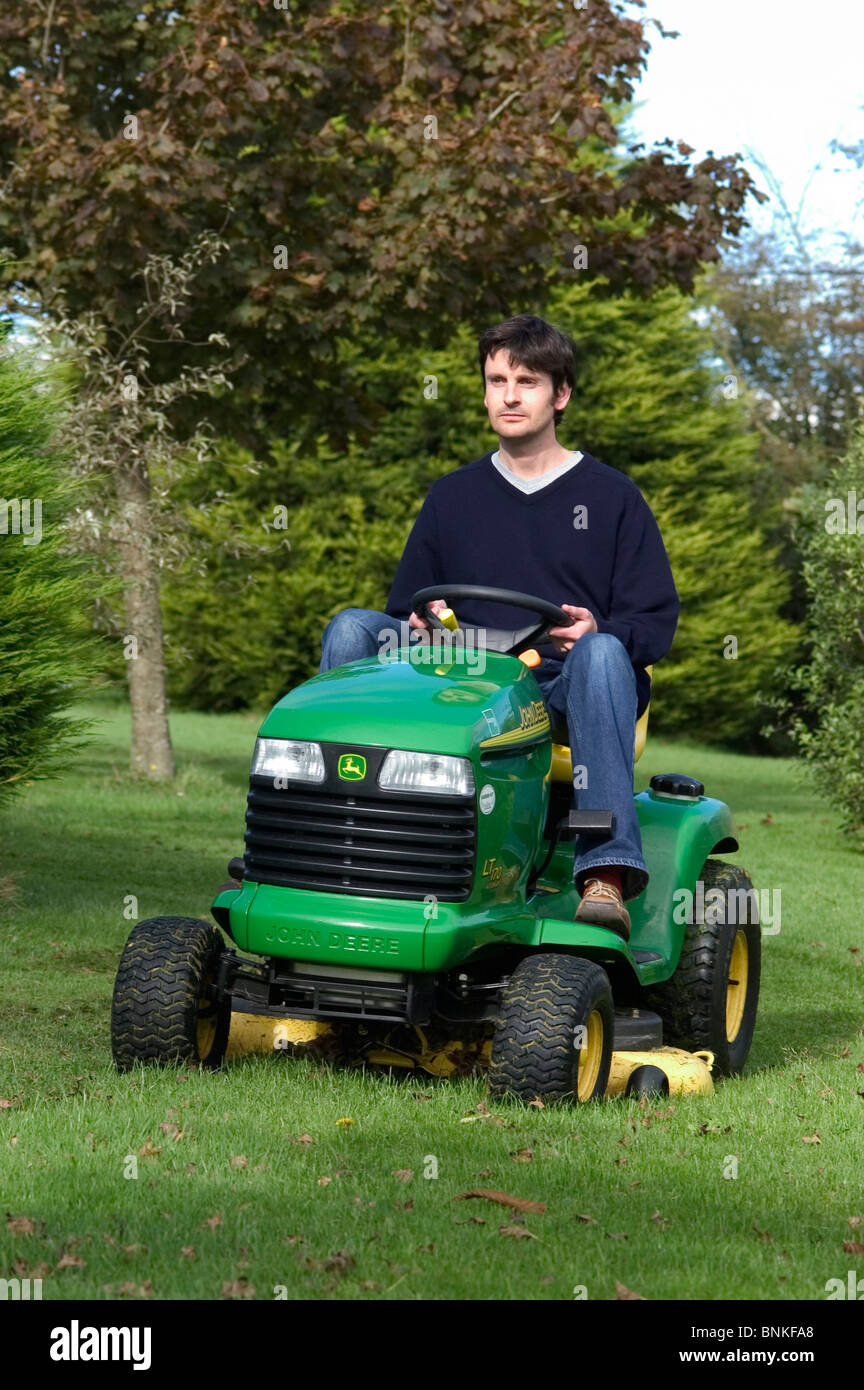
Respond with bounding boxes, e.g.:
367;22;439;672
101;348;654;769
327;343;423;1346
624;0;864;253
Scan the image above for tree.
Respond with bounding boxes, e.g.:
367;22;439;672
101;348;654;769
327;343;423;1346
40;233;232;779
772;425;864;838
0;332;107;803
0;0;761;444
700;160;864;497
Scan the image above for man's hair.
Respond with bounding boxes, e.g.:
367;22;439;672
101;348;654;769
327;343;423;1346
478;314;576;426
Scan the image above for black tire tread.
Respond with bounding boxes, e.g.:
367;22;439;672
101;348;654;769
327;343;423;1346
489;953;613;1102
111;916;228;1072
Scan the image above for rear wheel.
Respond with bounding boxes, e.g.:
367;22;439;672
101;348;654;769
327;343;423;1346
489;953;613;1103
646;859;761;1076
112;916;230;1072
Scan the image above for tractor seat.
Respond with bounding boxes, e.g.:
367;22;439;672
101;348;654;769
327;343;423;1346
548;666;652;782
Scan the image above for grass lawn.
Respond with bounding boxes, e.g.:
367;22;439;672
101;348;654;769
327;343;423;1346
1;698;863;1301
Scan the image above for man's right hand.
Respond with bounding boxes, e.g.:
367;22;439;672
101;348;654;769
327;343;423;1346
408;598;448;631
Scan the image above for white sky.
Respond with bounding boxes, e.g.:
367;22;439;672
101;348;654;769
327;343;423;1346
624;0;864;253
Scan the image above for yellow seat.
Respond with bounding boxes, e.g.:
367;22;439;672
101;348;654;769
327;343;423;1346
548;666;652;782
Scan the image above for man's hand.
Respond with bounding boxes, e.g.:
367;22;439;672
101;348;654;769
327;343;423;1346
408;598;448;631
548;603;598;654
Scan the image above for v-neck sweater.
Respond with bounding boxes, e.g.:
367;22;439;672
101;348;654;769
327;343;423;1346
386;450;679;718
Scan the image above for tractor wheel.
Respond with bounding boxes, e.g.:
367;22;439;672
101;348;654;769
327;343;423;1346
646;859;761;1076
489;953;613;1103
111;916;230;1072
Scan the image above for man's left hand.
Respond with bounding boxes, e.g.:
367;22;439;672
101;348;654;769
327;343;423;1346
548;603;598;654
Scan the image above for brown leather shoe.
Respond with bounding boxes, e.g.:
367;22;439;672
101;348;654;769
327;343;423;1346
575;877;631;940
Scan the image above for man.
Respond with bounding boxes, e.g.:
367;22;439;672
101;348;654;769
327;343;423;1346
319;314;679;938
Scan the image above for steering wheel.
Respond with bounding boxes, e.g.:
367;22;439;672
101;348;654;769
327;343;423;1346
412;584;571;657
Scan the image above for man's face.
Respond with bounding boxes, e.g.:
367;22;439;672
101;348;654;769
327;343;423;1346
482;349;571;441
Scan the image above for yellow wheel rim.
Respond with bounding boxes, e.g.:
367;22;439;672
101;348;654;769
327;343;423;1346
726;931;749;1042
576;1010;604;1101
197;973;217;1061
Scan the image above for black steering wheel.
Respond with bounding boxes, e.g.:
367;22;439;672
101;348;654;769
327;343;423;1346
412;584;571;656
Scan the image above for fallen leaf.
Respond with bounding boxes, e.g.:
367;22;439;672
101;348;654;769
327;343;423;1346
121;1243;148;1255
221;1279;256;1299
802;1132;821;1144
615;1280;645;1300
56;1253;87;1269
324;1249;355;1274
650;1210;669;1230
842;1240;864;1255
230;1155;248;1170
499;1223;536;1239
0;1098;18;1109
393;1169;413;1183
160;1122;182;1139
286;1133;315;1145
112;1281;153;1299
511;1149;533;1162
752;1224;773;1243
849;1216;862;1228
13;1259;50;1279
203;1212;222;1230
528;1098;545;1109
453;1189;546;1215
605;1231;628;1240
575;1213;598;1225
138;1137;162;1159
181;1246;196;1259
317;1176;332;1187
6;1215;35;1236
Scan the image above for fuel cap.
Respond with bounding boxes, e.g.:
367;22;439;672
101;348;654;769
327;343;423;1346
649;772;705;799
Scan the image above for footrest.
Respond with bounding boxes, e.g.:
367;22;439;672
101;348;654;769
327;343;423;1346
567;810;614;838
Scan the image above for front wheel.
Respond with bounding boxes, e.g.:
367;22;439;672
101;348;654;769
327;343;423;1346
489;953;613;1103
111;916;231;1072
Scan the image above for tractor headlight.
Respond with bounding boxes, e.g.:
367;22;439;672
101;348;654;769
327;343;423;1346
378;749;474;796
251;738;325;784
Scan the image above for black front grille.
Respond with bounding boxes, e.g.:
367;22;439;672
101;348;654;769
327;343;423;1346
244;776;476;901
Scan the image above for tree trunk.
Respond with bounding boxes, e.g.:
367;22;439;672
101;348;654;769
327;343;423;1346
115;463;175;780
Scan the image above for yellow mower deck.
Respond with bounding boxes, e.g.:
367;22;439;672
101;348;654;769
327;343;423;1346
226;1013;715;1097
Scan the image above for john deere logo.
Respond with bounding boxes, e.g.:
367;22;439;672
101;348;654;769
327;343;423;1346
338;753;366;781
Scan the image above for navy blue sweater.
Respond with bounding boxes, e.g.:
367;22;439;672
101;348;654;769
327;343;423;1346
386;450;679;718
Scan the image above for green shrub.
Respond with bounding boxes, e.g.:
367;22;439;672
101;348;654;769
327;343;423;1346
783;424;864;834
0;337;107;800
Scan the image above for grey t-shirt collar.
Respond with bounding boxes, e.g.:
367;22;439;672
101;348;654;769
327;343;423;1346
490;449;584;494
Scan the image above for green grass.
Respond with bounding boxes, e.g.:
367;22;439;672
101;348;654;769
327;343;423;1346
1;700;863;1301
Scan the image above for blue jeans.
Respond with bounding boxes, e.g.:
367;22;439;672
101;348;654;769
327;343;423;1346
319;608;648;901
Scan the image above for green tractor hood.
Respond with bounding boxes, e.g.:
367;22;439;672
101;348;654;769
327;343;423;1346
260;648;545;755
